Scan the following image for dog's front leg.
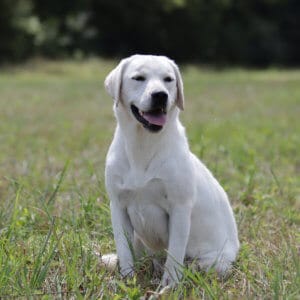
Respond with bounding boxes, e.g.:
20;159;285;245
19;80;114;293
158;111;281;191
162;205;191;287
110;200;134;277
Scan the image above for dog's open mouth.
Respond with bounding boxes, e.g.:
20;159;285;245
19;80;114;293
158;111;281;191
131;104;167;132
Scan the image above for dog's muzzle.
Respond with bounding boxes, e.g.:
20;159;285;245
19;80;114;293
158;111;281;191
131;91;168;133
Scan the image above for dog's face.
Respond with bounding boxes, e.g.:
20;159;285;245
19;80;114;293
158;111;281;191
105;55;184;132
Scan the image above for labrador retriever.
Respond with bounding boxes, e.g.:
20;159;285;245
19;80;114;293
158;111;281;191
103;54;239;287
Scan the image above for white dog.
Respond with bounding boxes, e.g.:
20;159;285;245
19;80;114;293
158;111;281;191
103;54;239;287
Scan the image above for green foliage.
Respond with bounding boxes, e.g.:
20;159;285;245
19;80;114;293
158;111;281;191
0;0;34;61
1;0;300;65
0;59;299;298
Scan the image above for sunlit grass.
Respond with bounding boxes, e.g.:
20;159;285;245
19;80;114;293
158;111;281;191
0;59;299;298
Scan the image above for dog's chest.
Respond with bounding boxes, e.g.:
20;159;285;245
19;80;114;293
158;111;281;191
117;169;168;209
117;171;169;250
117;171;169;249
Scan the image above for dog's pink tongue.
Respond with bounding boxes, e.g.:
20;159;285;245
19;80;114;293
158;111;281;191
143;113;167;126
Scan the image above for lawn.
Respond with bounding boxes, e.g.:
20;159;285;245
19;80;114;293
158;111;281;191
0;59;299;299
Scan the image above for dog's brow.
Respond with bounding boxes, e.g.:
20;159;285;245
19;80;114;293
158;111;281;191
131;70;146;75
131;70;173;79
130;67;148;77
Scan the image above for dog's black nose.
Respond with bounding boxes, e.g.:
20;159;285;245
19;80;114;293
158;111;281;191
151;91;168;108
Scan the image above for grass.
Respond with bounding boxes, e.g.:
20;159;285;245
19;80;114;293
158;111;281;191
0;58;299;299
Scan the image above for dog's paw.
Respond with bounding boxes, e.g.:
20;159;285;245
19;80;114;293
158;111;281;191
161;272;178;288
99;253;118;271
198;255;232;277
120;265;135;279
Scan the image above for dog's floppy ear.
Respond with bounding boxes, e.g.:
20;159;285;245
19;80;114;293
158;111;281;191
104;58;130;106
170;60;184;110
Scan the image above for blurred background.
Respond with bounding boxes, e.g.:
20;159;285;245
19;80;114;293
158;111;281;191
1;0;299;66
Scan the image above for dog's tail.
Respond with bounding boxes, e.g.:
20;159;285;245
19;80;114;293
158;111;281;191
99;253;118;271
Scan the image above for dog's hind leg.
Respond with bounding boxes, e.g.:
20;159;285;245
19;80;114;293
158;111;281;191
197;249;235;277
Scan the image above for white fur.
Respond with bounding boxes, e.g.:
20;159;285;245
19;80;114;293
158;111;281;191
104;55;239;287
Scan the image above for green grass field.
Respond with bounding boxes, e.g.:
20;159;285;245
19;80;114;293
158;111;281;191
0;59;299;299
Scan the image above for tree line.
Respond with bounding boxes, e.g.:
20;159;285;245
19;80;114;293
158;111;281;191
1;0;299;66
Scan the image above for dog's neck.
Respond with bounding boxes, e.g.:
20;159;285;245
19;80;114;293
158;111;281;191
114;104;186;171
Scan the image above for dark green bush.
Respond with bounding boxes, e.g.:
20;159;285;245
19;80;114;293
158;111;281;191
0;0;299;66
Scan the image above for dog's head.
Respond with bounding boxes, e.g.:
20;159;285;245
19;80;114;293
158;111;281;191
105;55;184;132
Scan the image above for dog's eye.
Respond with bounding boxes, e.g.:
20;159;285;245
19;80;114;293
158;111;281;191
132;75;146;81
164;76;174;82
